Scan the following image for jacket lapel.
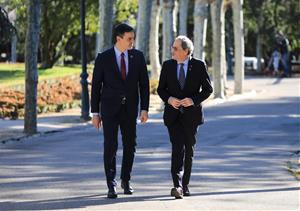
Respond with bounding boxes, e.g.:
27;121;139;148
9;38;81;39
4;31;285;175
172;60;182;90
110;48;123;81
183;58;193;91
126;50;134;82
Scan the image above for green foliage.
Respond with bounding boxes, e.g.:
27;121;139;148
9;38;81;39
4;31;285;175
115;0;138;27
1;0;299;66
0;63;92;87
244;0;300;57
39;0;99;68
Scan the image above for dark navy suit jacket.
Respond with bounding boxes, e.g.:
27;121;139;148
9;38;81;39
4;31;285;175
91;47;149;119
157;58;213;127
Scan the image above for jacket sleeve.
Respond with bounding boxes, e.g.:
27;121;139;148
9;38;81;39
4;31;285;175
157;61;171;103
191;61;213;106
91;53;104;113
139;52;150;111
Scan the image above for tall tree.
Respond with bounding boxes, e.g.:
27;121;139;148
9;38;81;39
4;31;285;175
149;0;162;79
24;0;41;134
210;0;225;98
256;6;263;72
136;0;152;60
39;0;98;68
193;0;208;60
97;0;114;54
161;0;176;62
232;0;244;94
244;0;266;72
178;0;189;35
39;0;76;68
8;9;17;63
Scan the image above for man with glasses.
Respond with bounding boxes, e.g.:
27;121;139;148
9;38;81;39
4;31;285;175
157;35;213;199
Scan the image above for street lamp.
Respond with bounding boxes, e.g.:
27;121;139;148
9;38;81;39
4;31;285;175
80;0;90;121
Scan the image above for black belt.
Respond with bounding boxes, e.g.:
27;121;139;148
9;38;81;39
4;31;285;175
121;96;126;105
179;106;184;113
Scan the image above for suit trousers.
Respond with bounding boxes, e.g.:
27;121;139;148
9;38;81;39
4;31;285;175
167;115;198;188
102;104;137;188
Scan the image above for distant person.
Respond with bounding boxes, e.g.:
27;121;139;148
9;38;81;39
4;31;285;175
267;47;283;76
91;23;150;198
276;31;290;77
157;36;213;199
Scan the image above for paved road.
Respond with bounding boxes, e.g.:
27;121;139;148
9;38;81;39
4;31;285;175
0;77;299;210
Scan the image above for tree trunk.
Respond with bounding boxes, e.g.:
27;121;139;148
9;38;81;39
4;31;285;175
178;0;189;35
193;0;208;60
210;0;225;99
221;2;227;90
161;0;175;62
97;0;114;53
24;0;41;135
232;0;244;94
8;9;17;63
149;0;162;79
256;11;263;72
39;3;60;69
136;0;152;61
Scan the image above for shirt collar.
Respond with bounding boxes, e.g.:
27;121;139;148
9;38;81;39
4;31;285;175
114;46;128;58
178;56;190;66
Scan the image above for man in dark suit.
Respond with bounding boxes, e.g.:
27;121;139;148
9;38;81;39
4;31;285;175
91;23;150;198
157;36;213;199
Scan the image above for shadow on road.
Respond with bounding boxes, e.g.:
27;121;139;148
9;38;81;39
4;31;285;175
0;96;299;210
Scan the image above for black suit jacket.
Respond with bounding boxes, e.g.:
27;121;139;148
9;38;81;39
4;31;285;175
157;58;213;127
91;47;150;119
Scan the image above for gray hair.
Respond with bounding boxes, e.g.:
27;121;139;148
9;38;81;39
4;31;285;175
175;35;194;56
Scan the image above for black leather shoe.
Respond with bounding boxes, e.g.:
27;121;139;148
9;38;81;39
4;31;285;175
121;181;134;194
183;186;190;196
107;186;117;198
170;187;183;199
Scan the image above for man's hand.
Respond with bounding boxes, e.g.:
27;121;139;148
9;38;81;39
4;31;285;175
180;98;194;107
168;97;181;109
92;115;102;130
140;110;148;123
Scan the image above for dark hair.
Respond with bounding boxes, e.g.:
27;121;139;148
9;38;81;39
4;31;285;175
113;23;134;43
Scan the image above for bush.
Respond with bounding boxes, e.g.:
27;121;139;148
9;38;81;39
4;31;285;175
0;76;82;119
150;79;158;94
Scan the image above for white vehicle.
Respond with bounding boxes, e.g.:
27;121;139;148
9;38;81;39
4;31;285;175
244;56;265;71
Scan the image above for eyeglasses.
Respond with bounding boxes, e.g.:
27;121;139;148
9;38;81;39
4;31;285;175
171;46;183;51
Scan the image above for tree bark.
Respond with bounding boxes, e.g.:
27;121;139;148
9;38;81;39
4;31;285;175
8;9;17;63
178;0;189;35
193;0;208;60
256;11;263;72
24;0;41;134
97;0;114;54
136;0;152;61
161;0;175;62
210;0;225;99
221;2;227;90
232;0;244;94
149;0;162;79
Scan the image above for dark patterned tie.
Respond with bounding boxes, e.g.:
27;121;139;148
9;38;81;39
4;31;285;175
120;53;126;80
179;63;185;89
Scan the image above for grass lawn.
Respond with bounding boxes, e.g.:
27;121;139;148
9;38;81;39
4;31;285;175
0;63;92;88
